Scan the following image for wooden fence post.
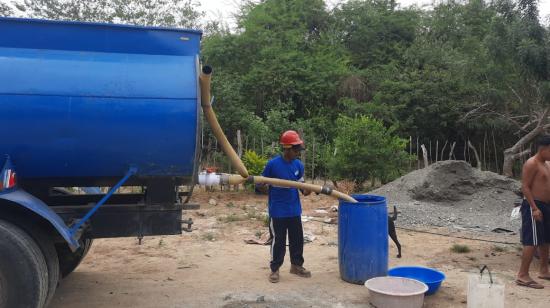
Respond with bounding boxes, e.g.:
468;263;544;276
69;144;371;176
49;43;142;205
468;141;482;170
440;140;448;162
409;136;413;169
449;142;456;160
311;137;315;183
237;130;243;158
429;140;432;164
492;131;499;174
421;144;429;168
416;137;420;169
436;140;439;162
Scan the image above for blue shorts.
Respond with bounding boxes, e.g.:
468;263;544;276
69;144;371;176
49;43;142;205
521;200;550;246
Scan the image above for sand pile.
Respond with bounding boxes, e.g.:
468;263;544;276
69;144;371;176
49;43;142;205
371;161;521;232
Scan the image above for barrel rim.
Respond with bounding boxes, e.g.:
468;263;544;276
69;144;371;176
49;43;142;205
340;194;386;206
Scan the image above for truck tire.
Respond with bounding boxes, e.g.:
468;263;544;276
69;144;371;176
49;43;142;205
24;225;60;307
0;219;48;308
0;212;61;307
57;238;93;278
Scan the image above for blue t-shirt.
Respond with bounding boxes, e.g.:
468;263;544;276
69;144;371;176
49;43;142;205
262;155;305;218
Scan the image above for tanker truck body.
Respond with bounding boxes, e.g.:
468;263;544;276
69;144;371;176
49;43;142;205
0;17;202;308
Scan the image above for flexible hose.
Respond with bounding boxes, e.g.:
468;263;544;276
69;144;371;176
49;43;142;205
199;66;249;178
253;176;356;203
199;65;357;203
221;174;355;202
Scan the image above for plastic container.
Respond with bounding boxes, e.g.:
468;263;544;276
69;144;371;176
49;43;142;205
339;194;388;284
0;17;202;186
365;276;428;308
467;266;504;308
388;266;446;295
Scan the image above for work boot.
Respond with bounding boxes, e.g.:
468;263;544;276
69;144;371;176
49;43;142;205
290;265;311;278
269;270;279;283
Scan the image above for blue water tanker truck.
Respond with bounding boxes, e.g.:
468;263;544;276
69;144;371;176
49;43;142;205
0;17;202;308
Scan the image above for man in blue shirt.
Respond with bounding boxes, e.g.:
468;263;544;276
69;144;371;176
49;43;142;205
260;130;311;283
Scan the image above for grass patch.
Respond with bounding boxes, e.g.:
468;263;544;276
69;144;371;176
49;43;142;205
226;202;235;208
202;232;215;241
246;210;266;221
218;213;246;223
255;231;263;239
493;245;507;252
451;244;471;253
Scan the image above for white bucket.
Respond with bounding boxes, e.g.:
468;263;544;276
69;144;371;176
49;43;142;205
365;276;428;308
467;266;504;308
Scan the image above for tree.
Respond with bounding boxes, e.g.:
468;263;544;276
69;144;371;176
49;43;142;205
332;0;420;69
201;0;350;161
461;0;550;176
328;115;410;187
17;0;204;28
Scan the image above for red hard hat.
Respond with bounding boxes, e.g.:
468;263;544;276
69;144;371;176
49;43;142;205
280;130;303;148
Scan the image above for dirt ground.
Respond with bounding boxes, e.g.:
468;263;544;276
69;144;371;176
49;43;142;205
50;190;550;308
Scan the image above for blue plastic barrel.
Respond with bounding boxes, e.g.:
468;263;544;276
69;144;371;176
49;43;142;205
339;194;388;284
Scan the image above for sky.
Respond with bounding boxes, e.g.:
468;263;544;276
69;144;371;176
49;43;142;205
199;0;550;27
2;0;550;26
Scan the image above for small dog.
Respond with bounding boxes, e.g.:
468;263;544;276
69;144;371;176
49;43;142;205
388;206;402;258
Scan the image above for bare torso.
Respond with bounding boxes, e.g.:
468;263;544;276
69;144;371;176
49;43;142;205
526;157;550;203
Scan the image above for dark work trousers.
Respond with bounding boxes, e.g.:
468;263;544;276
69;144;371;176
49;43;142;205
270;216;304;272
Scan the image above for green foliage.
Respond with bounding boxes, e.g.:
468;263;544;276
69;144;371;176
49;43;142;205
202;0;350;144
328;116;411;185
18;0;204;28
332;0;420;68
200;0;549;176
242;150;268;176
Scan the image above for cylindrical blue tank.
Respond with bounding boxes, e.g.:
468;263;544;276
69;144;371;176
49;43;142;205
0;17;202;186
338;194;388;284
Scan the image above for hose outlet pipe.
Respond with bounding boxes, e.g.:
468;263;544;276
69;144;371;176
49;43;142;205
198;171;222;186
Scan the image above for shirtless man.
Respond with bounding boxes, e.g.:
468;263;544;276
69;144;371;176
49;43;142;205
517;135;550;289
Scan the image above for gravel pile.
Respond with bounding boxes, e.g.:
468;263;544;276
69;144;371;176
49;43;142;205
371;160;522;233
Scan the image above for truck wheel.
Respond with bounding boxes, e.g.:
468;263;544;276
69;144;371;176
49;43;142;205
0;219;48;308
57;238;93;278
0;212;61;307
24;225;60;307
